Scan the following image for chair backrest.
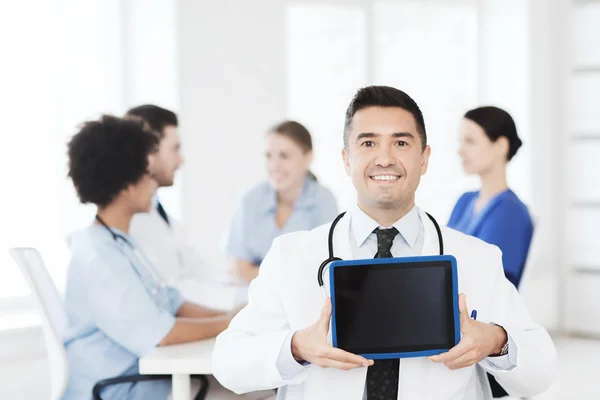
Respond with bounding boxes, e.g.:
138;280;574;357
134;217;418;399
9;248;69;400
518;213;540;293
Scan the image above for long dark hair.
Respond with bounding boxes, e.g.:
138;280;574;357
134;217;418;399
270;120;317;181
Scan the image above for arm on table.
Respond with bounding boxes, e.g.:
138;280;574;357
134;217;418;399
234;258;259;283
159;311;238;346
177;301;228;319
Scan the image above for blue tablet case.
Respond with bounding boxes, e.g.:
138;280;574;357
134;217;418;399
329;255;460;360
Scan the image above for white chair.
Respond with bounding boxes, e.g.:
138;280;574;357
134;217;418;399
518;213;540;293
517;214;551;330
9;247;210;400
9;247;68;400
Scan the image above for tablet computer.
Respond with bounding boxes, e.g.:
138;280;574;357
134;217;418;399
329;255;459;360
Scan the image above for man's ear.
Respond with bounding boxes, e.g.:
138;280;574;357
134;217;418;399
421;145;431;176
342;147;351;176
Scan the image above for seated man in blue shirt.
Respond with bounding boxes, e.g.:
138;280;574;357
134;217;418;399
63;115;239;400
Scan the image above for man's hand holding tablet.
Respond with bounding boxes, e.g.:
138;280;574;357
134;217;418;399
429;293;508;370
291;297;375;370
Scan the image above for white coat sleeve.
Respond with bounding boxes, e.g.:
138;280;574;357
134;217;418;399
479;246;557;397
212;237;311;394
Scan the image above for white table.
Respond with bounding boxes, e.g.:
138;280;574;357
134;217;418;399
139;338;216;400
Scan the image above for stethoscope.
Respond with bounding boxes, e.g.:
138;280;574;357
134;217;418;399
95;215;167;294
317;211;445;297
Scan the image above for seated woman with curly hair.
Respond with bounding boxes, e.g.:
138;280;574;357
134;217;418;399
62;116;239;400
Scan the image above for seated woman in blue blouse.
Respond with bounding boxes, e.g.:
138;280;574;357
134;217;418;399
226;121;338;283
63;116;238;400
448;106;533;289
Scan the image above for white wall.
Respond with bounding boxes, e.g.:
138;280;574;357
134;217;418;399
521;0;569;333
476;0;571;332
564;0;600;336
177;0;287;276
478;0;531;204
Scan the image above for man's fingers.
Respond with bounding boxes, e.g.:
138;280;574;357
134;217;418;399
323;359;366;371
317;298;332;332
459;293;469;325
428;341;470;363
320;347;372;367
443;351;477;370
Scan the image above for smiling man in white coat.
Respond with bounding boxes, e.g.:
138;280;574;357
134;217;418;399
212;86;557;400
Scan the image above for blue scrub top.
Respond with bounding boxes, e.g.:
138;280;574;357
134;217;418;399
448;189;533;287
63;225;184;400
226;177;338;266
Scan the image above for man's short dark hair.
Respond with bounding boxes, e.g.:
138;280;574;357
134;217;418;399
126;104;178;137
67;115;159;208
343;86;427;150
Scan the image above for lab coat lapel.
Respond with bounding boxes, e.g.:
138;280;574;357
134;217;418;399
419;208;441;256
307;213;368;400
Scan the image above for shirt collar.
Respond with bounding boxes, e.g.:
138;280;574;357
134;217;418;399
349;203;421;248
261;176;317;214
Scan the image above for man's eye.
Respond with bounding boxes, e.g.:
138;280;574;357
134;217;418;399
361;141;375;147
396;141;408;147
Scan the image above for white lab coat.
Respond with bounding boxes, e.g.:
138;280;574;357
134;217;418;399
130;206;205;283
212;209;557;400
130;207;242;311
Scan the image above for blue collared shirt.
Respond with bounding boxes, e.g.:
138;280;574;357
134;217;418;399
63;225;184;400
226;177;338;266
448;189;533;287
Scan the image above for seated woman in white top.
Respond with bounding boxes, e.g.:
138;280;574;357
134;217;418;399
62;116;239;400
226;121;338;283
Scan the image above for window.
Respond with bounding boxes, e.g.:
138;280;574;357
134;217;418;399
373;0;478;219
0;0;179;314
286;3;367;210
287;0;478;219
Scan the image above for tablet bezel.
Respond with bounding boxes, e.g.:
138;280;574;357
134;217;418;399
329;255;460;359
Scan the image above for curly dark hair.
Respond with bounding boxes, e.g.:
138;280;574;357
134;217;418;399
67;115;160;207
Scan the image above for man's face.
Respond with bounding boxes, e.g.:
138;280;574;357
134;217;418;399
342;106;430;212
152;125;183;187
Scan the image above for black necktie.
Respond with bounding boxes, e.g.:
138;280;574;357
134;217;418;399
367;227;400;400
156;201;170;226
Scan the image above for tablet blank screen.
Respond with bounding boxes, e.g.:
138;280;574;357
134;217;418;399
333;261;455;354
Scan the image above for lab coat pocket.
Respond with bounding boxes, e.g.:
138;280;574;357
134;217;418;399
426;361;473;399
